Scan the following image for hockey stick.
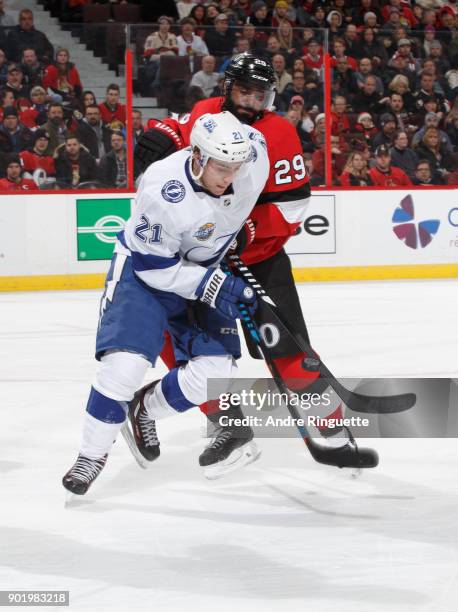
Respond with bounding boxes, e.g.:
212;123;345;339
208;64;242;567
226;254;416;415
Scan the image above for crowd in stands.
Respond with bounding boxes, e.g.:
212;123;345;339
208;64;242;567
0;6;133;190
1;0;458;190
133;0;458;186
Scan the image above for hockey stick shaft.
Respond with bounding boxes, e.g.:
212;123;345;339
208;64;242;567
227;254;416;414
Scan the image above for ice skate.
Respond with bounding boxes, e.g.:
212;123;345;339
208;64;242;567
306;429;378;470
126;380;161;462
62;453;107;496
200;405;261;479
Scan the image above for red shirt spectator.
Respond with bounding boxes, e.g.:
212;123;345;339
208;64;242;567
98;84;126;128
302;39;323;72
331;95;350;136
20;128;55;176
0;155;38;190
369;144;412;186
330;38;358;71
381;2;418;28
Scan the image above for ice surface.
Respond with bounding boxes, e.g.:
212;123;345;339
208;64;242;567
0;279;457;612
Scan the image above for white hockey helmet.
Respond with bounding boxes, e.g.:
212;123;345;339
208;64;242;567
190;111;252;178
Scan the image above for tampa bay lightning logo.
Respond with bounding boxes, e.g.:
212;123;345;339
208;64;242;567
161;180;186;203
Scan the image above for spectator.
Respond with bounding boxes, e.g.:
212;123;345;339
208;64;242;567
0;0;14;26
342;24;360;58
339;151;373;186
389;130;419;178
436;7;457;47
3;62;30;100
331;95;350;136
189;5;206;33
412;111;453;151
272;53;292;95
218;38;250;73
389;38;420;75
176;18;209;57
250;2;272;34
75;104;111;161
414;71;448;115
272;0;293;28
0;154;38;190
142;15;178;88
0;89;14;119
283;106;313;152
354;111;378;146
240;23;266;55
54;135;97;187
302;39;323;75
98;131;127;188
20;48;45;89
204;13;236;58
176;0;197;20
302;151;323;186
132;109;144;149
330;38;358;71
81;90;97;110
19;85;48;128
43;48;83;104
412;159;445;186
0;106;33;152
445;107;458;151
381;92;414;133
20;128;55;177
327;10;343;41
217;0;238;26
281;70;320;112
7;9;54;64
0;48;7;86
331;57;354;99
42;102;70;156
98;84;126;129
369;144;412;186
414;126;455;179
276;19;300;60
387;73;416;113
289;95;315;133
232;0;251;25
189;55;220;97
352;75;383;114
354;57;384;95
372;113;398;150
428;40;450;78
204;4;219;25
354;27;388;68
263;35;287;66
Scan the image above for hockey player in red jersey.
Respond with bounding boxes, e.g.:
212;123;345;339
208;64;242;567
133;53;378;476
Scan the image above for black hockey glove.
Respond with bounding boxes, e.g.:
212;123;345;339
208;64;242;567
134;119;184;176
228;218;257;256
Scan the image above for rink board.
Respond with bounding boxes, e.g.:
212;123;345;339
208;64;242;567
0;189;457;291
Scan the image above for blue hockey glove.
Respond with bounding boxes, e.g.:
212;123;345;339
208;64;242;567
196;268;257;320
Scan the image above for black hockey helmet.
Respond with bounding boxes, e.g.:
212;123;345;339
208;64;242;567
223;53;276;122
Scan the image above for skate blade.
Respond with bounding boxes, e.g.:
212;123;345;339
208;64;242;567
204;441;261;480
120;422;149;470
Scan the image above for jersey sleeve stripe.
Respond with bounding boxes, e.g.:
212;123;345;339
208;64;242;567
131;250;180;272
256;182;311;205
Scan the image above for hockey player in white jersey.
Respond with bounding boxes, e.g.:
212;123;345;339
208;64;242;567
62;111;269;495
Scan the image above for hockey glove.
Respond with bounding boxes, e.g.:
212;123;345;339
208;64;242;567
196;268;257;320
134;119;184;175
228;218;257;256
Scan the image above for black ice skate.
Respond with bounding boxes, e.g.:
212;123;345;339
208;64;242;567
126;380;160;462
62;453;107;495
199;405;261;479
306;428;378;469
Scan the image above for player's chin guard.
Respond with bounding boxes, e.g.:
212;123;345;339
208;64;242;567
189;110;252;180
223;52;276;123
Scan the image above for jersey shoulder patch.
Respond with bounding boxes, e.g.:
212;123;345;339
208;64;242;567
161;179;186;203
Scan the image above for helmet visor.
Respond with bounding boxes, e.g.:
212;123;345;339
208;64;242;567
228;79;275;115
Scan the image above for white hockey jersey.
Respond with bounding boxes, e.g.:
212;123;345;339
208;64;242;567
116;127;269;299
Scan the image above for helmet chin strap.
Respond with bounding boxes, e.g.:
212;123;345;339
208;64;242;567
189;152;205;182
